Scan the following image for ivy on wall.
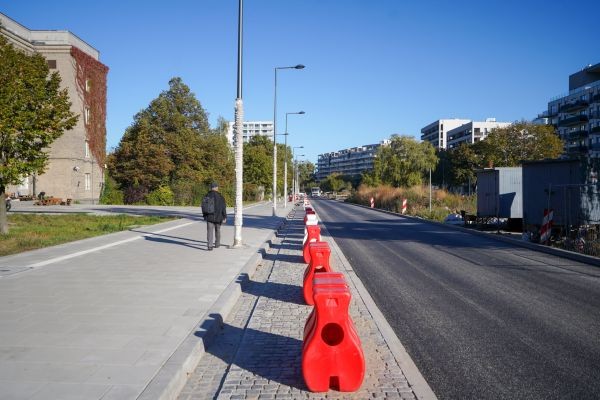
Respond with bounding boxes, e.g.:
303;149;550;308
70;46;109;167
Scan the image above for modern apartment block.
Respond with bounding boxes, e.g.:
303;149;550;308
420;119;471;149
226;121;274;146
1;12;107;203
316;140;390;181
547;62;600;157
446;119;511;149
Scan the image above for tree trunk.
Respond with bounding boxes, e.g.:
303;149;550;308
0;186;8;235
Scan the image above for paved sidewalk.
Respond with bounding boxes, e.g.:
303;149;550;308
178;206;423;399
0;202;290;400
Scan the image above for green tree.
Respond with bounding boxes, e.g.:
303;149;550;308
372;135;438;187
109;77;234;205
244;135;272;192
320;173;345;192
479;122;564;167
297;161;316;192
0;36;78;234
448;142;486;186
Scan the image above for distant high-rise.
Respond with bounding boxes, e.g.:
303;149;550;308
226;121;273;146
446;119;511;149
547;62;600;157
1;12;108;203
316;140;390;181
420;119;471;149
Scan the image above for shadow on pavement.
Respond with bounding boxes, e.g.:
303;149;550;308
142;236;207;251
90;207;205;220
197;315;306;391
131;229;206;244
236;273;304;305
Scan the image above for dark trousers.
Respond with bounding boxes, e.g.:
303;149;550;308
206;221;221;249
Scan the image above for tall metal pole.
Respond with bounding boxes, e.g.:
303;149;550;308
284;113;288;209
284;112;305;209
272;68;278;216
271;65;305;216
292;146;303;200
233;0;244;247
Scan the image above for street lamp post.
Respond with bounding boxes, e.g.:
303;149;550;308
272;64;305;216
284;111;305;208
233;0;244;247
292;146;304;199
295;154;305;196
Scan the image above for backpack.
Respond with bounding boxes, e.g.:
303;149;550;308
201;195;215;214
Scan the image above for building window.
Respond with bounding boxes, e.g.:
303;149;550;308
85;79;91;92
84;107;91;125
47;60;57;69
85;141;90;158
84;173;91;191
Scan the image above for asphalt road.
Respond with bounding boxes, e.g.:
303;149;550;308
312;198;600;400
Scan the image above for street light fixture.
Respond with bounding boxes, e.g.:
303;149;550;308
284;111;305;208
272;64;305;216
292;146;304;200
295;154;305;196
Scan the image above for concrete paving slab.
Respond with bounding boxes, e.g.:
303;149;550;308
0;202;291;399
28;383;110;400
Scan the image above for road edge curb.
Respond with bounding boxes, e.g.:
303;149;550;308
137;216;287;400
318;218;438;400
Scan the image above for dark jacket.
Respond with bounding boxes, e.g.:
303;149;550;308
203;190;227;223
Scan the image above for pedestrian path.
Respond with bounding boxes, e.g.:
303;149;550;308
0;202;289;400
178;205;420;399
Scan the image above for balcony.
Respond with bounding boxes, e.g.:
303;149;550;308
567;130;589;141
559;100;589;113
591;143;600;151
592;126;600;134
558;115;589;127
567;145;589;154
593;93;600;103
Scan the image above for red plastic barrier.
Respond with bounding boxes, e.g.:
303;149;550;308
302;284;365;392
303;225;321;263
304;272;346;340
303;242;332;305
304;212;317;225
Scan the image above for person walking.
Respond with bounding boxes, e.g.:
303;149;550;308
201;182;227;251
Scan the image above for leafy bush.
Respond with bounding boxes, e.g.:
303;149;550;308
99;175;124;205
123;185;148;204
146;185;174;206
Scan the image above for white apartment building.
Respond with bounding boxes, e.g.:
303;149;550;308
420;119;471;149
226;121;274;146
446;119;511;149
316;140;390;181
1;12;107;203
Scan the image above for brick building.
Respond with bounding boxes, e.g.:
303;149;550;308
1;12;108;203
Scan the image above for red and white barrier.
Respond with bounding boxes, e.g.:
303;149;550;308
401;198;407;214
540;208;553;244
370;197;374;208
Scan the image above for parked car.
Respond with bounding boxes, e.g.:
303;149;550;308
443;213;464;225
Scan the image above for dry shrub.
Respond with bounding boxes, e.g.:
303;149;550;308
349;184;476;221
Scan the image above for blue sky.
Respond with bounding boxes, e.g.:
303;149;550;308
2;0;599;163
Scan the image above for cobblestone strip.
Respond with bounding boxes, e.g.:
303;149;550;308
179;206;417;400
